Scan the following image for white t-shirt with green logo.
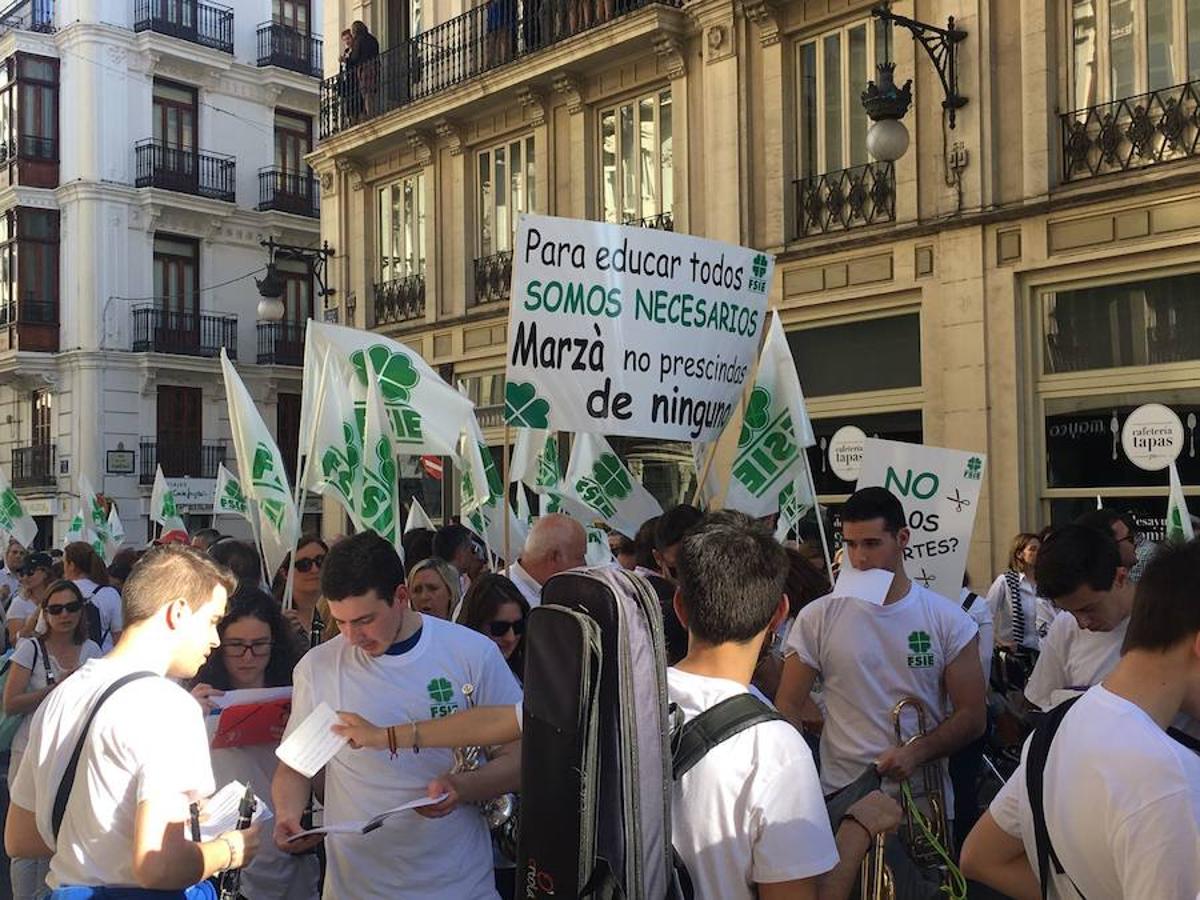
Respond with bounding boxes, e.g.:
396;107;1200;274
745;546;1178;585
786;582;978;806
285;614;523;899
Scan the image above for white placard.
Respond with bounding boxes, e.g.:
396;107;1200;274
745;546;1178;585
504;214;772;441
828;425;867;483
855;439;986;601
830;565;895;606
1121;403;1184;471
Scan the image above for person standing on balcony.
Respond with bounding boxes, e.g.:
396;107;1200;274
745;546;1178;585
349;21;380;118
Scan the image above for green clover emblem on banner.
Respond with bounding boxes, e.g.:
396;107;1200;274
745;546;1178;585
965;457;983;480
350;345;420;404
592;453;632;500
739;386;772;448
161;493;178;519
427;677;454;702
752;254;768;280
504;381;550;429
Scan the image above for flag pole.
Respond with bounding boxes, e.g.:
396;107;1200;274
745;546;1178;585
691;442;719;509
802;456;834;584
502;420;511;567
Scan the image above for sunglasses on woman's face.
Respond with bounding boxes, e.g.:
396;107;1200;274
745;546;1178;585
487;619;526;637
46;600;83;616
294;555;325;573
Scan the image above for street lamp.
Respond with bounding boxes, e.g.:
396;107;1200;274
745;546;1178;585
862;5;968;163
256;238;336;322
255;263;287;322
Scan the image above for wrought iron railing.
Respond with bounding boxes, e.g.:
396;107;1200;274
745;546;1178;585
139;440;226;484
257;22;323;76
257;167;319;217
257;320;306;365
0;0;54;37
472;250;512;307
131;304;237;359
374;273;426;324
319;0;681;138
477;404;505;428
134;139;235;202
792;160;895;238
624;211;674;231
133;0;234;53
11;444;54;488
1;135;57;163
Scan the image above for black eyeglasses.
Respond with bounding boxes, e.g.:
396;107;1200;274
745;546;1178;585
487;619;526;637
45;600;83;616
294;555;325;573
223;641;274;658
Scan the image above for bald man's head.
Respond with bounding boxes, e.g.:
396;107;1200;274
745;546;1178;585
520;514;588;585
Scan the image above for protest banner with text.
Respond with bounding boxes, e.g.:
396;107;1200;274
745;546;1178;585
505;214;773;441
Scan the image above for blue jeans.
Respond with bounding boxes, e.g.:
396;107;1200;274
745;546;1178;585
49;884;215;900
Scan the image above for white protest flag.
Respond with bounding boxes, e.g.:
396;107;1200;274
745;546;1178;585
79;475;110;546
562;432;663;538
774;476;817;543
404;497;436;533
105;504;126;559
220;350;298;576
509;429;594;522
301;351;366;533
63;506;87;546
458;410;527;559
150;466;187;535
0;466;35;548
213;463;252;524
515;486;532;528
509;427;549;487
357;354;401;548
585;527;615;566
724;312;817;518
1167;462;1195;543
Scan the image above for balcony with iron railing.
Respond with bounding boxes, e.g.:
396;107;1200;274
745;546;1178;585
135;139;236;202
375;270;426;325
131;304;237;359
624;211;674;231
792;160;896;238
139;440;227;485
257;22;323;76
471;250;512;308
0;0;54;38
1061;79;1200;183
257;167;319;217
0;293;58;352
11;444;54;488
133;0;233;54
257;320;305;366
319;0;682;138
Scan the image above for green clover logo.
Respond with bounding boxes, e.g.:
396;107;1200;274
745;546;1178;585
89;498;107;527
350;345;421;404
221;479;247;512
752;254;768;279
321;420;362;502
965;457;982;480
574;476;615;518
591;453;632;501
505;381;550;429
427;677;454;703
252;443;287;494
161;493;178;519
739;386;772;448
907;630;932;654
360;435;397;537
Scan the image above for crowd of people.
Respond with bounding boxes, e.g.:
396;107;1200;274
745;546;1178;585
0;487;1192;898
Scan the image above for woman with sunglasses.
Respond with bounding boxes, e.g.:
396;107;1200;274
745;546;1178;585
271;535;329;651
3;580;102;900
193;588;319;899
457;573;529;682
407;557;462;620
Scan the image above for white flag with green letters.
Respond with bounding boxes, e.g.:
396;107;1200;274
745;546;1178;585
561;432;662;539
150;466;187;535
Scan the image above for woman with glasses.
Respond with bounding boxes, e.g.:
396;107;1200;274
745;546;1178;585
407;557;462;621
3;579;102;900
272;535;329;650
457;573;529;683
193;588;319;899
5;553;55;647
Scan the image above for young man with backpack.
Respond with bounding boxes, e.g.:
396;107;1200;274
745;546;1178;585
961;539;1200;899
670;510;901;900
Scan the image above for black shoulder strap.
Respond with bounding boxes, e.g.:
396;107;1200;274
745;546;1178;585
1167;726;1200;755
1026;695;1087;900
52;671;156;842
671;693;783;780
962;591;979;612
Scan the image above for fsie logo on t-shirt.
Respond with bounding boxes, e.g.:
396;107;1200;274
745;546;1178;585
906;630;935;669
427;677;461;718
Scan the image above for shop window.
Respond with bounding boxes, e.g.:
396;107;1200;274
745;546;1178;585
787;313;921;397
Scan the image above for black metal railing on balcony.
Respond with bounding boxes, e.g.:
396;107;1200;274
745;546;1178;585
624;211;674;231
257;22;323;76
131;304;237;359
133;0;233;54
257;167;319;217
11;444;54;488
139;440;226;485
257;320;305;365
792;161;895;238
0;295;58;326
0;0;54;38
374;274;426;324
135;139;236;202
0;135;57;164
319;0;681;137
472;250;512;307
1061;80;1200;182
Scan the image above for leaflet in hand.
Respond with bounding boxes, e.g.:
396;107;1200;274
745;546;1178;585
210;687;293;709
198;781;272;841
831;565;894;607
211;695;293;750
274;701;348;778
285;794;449;842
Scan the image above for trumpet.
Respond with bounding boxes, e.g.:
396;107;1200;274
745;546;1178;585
891;697;949;869
450;683;519;858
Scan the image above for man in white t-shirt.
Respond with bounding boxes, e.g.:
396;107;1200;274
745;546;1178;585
777;487;985;833
4;544;258;896
1023;524;1136;710
503;513;586;608
0;539;26;611
962;539;1200;899
671;510;901;900
273;531;523;900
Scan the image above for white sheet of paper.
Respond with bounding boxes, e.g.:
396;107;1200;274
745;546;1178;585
210;686;293;710
831;566;895;606
274;701;348;778
285;793;449;842
198;781;272;841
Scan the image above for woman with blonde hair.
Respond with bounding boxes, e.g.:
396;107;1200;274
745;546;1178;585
407;557;461;620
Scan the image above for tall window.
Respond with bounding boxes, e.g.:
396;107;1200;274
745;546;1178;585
1071;0;1200;108
0;54;58;165
156;385;202;477
275;110;311;174
0;208;58;324
796;18;892;178
478;135;534;258
378;172;426;282
277;257;312;323
153;234;198;317
153;79;197;154
30;389;50;446
273;0;310;32
600;89;673;226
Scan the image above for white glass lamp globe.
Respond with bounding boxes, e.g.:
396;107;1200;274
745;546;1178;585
866;118;910;163
257;296;286;322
